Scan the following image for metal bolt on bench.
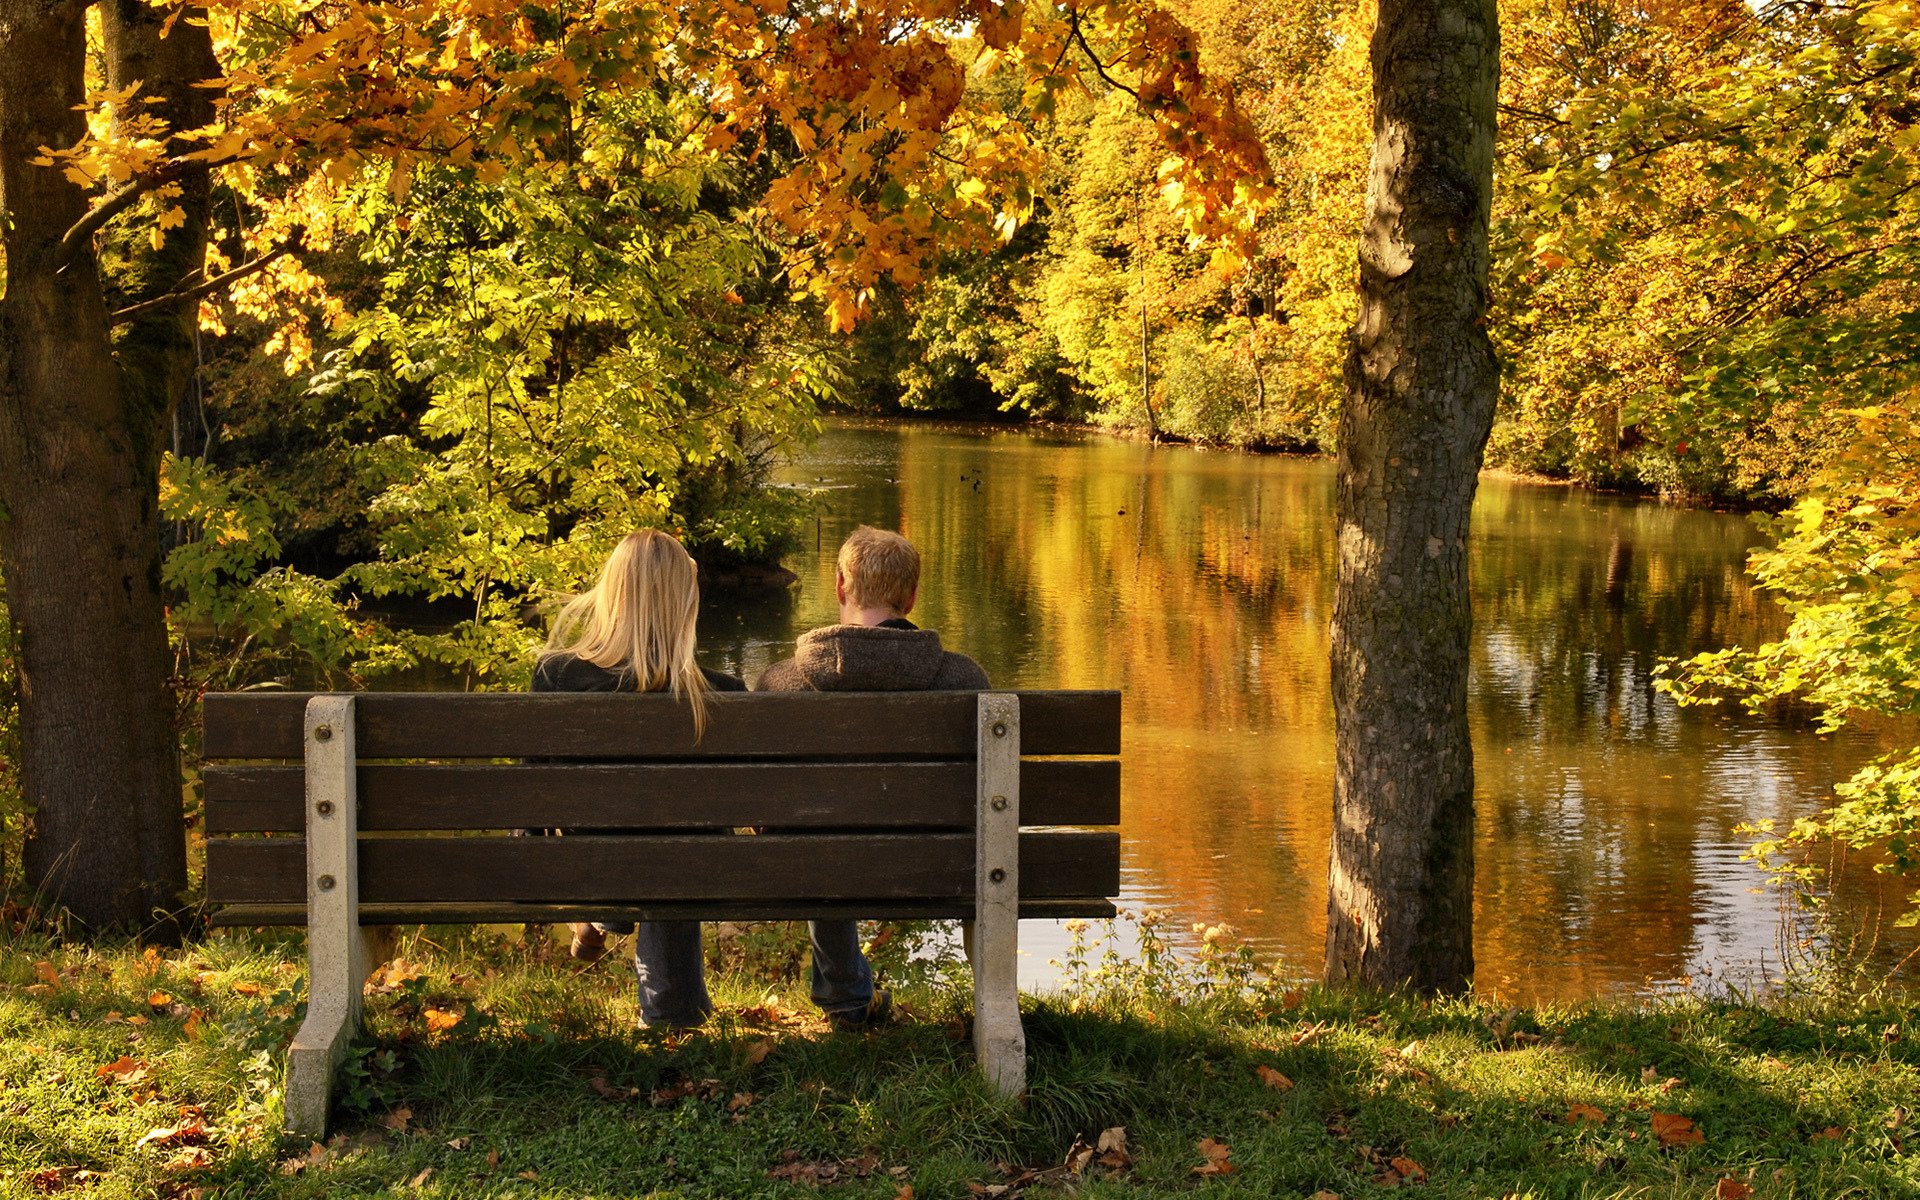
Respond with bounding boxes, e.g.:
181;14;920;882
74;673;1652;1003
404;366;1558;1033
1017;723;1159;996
200;689;1122;1138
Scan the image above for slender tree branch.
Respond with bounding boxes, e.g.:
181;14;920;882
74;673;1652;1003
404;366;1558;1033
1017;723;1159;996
1068;13;1141;101
108;244;292;326
54;180;153;272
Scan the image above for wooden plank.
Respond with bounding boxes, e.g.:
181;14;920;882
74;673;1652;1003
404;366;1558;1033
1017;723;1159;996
972;692;1026;1097
207;897;1120;927
204;831;1121;905
202;691;1120;760
203;760;1121;833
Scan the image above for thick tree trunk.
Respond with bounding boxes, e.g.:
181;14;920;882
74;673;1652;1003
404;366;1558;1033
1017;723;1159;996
1324;0;1499;993
0;0;215;932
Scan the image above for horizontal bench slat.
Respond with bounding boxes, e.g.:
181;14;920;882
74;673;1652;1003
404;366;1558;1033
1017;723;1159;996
202;691;1120;760
204;832;1120;905
204;760;1120;833
207;898;1120;926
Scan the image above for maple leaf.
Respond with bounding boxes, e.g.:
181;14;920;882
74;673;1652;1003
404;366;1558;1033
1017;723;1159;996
95;1056;151;1086
381;1106;412;1132
423;1006;461;1033
147;990;173;1008
1191;1137;1235;1176
1716;1180;1754;1200
1651;1112;1704;1147
1256;1065;1295;1091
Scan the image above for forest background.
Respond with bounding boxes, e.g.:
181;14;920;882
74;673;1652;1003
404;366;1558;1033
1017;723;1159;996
1;0;1918;933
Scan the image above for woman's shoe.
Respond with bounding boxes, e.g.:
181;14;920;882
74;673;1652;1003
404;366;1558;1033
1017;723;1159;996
569;922;609;963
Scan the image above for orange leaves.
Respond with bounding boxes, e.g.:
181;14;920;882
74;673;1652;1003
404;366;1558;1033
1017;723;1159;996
1384;1155;1426;1184
1567;1103;1606;1124
1191;1137;1235;1176
422;1006;463;1034
1651;1112;1705;1147
136;1118;209;1150
95;1056;151;1086
1255;1065;1294;1091
1716;1180;1754;1200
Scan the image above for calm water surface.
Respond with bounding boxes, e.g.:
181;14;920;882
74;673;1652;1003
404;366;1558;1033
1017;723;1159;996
696;420;1912;1001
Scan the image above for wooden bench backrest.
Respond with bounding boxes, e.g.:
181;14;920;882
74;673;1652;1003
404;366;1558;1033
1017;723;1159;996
201;691;1121;925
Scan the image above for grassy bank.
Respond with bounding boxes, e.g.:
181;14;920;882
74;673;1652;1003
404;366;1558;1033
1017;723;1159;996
1;918;1916;1199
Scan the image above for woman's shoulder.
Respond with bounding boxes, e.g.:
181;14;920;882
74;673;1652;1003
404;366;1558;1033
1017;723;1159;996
532;652;628;692
700;666;747;692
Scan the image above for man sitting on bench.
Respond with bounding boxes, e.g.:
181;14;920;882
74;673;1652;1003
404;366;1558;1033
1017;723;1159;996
756;525;991;1030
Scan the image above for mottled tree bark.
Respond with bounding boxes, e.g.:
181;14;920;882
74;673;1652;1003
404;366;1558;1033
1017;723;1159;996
1325;0;1499;993
0;0;218;932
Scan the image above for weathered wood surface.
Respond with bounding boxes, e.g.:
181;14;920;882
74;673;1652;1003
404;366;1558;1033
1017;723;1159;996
208;897;1119;927
202;691;1120;760
204;759;1120;832
205;831;1121;905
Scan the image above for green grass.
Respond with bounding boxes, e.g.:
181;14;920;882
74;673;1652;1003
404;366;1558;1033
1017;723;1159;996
1;920;1916;1199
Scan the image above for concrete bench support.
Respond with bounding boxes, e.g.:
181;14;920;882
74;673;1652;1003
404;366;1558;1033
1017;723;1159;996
972;692;1026;1099
285;695;388;1138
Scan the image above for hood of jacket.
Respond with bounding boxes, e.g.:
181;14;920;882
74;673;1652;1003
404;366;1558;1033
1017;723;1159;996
777;623;961;691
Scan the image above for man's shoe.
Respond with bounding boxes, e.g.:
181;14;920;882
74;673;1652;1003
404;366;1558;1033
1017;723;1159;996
569;922;609;964
827;989;893;1032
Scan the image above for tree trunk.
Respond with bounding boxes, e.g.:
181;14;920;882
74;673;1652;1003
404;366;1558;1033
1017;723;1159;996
1324;0;1499;993
0;0;216;933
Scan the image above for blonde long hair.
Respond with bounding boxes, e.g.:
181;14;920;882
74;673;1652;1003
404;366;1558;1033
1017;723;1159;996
543;530;710;735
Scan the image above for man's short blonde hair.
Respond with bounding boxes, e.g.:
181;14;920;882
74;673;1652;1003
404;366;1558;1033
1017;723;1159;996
837;526;920;612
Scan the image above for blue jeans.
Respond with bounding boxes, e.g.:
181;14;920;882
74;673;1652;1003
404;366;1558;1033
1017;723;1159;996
609;920;875;1028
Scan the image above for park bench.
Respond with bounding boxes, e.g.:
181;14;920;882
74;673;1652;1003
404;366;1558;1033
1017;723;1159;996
200;689;1122;1137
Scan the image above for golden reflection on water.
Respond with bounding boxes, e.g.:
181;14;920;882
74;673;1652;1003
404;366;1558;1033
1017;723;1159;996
699;420;1912;1001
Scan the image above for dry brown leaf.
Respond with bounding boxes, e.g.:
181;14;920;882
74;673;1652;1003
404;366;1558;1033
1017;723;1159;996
728;1091;758;1112
96;1056;151;1085
1256;1065;1295;1091
33;961;60;986
232;981;262;996
1310;1192;1341;1200
892;1187;913;1200
147;991;173;1009
1388;1155;1426;1183
1192;1137;1235;1177
409;1166;434;1187
22;983;55;999
1651;1112;1704;1147
485;1148;501;1169
127;1014;149;1026
423;1007;461;1033
1568;1103;1606;1124
1641;1065;1659;1084
182;1009;207;1041
1715;1180;1753;1200
1281;988;1306;1010
1096;1126;1132;1170
745;1038;776;1066
163;1145;213;1173
1813;1126;1847;1141
101;1011;124;1024
382;1106;412;1132
445;1137;469;1150
517;1169;539;1181
137;1121;208;1149
587;1074;637;1101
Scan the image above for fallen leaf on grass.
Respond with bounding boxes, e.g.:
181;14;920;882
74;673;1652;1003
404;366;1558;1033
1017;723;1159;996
892;1187;912;1200
1309;1192;1340;1200
745;1037;776;1065
231;981;261;997
587;1074;638;1101
1715;1180;1753;1200
423;1007;462;1034
33;961;60;986
1256;1065;1294;1091
381;1106;412;1132
485;1148;501;1169
1568;1103;1606;1124
1281;988;1306;1010
1095;1126;1131;1170
1386;1155;1426;1183
147;991;173;1009
163;1146;213;1172
96;1056;151;1085
138;1121;209;1149
728;1092;758;1113
409;1167;434;1187
127;1015;150;1026
651;1078;724;1106
182;1009;206;1041
445;1137;469;1150
1651;1112;1704;1147
1812;1126;1847;1141
517;1169;539;1181
1192;1137;1235;1177
23;984;54;999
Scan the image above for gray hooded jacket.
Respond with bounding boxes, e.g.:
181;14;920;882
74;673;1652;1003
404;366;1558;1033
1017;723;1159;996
754;623;990;692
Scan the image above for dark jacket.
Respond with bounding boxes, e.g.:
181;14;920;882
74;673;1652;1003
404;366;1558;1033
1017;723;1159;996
754;622;989;692
532;654;745;694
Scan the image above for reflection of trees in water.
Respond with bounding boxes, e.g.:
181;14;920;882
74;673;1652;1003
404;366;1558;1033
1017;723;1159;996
754;425;1893;997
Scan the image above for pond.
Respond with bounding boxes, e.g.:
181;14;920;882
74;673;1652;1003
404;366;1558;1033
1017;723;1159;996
687;419;1920;1001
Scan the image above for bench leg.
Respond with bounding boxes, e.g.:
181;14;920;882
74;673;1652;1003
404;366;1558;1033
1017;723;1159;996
974;694;1026;1100
286;695;367;1139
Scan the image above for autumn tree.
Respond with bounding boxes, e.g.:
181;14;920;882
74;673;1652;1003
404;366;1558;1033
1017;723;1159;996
0;0;1268;931
1323;0;1499;993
